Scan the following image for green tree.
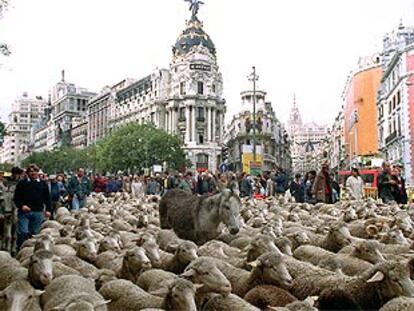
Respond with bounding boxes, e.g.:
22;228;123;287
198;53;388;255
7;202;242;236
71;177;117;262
0;120;5;139
96;123;189;173
0;162;13;172
21;147;92;174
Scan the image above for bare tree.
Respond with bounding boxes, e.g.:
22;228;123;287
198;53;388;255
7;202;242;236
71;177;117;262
0;0;10;56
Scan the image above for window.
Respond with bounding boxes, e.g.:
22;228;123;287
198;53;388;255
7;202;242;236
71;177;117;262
179;107;186;121
180;82;186;95
197;107;204;120
212;84;216;93
197;82;204;95
199;135;204;144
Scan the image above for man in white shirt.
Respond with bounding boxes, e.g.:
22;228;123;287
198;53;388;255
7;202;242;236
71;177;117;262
346;168;364;200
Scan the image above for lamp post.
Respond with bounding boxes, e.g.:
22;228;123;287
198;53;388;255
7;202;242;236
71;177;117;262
248;66;259;162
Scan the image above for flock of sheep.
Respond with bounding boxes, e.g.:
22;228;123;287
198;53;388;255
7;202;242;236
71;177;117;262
1;188;414;311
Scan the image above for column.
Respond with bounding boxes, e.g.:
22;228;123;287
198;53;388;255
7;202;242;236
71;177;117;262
192;106;196;142
166;111;170;133
212;108;216;143
206;107;211;142
185;107;190;142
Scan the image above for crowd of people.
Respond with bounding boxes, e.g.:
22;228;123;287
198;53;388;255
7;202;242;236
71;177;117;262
0;160;410;256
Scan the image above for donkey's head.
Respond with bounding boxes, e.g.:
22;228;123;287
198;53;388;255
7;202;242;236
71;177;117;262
217;189;241;235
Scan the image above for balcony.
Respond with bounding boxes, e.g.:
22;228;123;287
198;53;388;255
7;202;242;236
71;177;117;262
196;117;205;122
385;132;398;145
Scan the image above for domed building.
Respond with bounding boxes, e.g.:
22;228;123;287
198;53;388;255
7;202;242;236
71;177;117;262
102;7;226;172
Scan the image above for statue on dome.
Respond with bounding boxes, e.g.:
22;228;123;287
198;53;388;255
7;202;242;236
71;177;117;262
184;0;204;17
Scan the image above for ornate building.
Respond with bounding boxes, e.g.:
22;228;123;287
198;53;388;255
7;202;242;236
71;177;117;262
224;89;291;173
287;96;329;175
106;10;226;171
377;22;414;184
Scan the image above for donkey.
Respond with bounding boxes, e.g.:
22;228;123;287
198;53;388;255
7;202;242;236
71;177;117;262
159;188;241;245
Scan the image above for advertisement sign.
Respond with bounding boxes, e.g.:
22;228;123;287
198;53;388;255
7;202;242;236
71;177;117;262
242;153;263;175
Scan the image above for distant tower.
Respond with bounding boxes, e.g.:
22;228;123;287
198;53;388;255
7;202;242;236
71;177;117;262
287;94;302;136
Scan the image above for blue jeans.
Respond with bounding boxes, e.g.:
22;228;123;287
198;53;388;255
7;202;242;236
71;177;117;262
17;210;43;250
72;195;86;211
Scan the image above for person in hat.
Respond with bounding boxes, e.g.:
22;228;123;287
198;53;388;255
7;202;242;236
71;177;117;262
312;161;333;204
13;164;51;250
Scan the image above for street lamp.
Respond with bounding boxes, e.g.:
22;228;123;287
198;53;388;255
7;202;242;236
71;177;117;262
248;66;259;162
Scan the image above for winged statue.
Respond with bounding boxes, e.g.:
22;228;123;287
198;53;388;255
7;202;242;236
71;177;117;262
184;0;205;17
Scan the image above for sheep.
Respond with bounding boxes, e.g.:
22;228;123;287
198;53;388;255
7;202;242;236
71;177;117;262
181;257;232;296
42;275;109;311
142;240;162;268
0;256;28;290
244;285;298;309
76;238;98;263
246;234;282;262
316;288;363;310
291;261;414;310
0;280;43;311
27;250;55;289
317;222;352;252
136;269;178;295
59;255;100;280
160;240;198;274
95;269;118;291
198;240;245;267
283;255;335;280
95;250;123;273
98;235;122;254
202;293;260;311
99;278;199;311
379;296;414;311
117;246;152;282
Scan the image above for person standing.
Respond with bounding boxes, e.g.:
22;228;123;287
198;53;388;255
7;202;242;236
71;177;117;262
131;175;145;198
312;162;332;204
378;162;396;204
346;168;364;200
290;173;305;203
48;175;66;217
178;173;193;193
67;168;91;210
392;165;408;204
240;173;253;199
13;164;51;250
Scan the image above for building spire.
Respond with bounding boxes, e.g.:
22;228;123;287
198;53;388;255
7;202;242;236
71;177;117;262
61;70;65;82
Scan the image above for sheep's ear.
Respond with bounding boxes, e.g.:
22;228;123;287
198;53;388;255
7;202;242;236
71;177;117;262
149;288;169;296
193;283;204;291
367;271;384;283
94;300;111;308
34;290;45;296
247;260;261;269
181;268;195;278
51;304;65;311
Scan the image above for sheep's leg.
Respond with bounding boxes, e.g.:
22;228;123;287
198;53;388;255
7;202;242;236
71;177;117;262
3;218;12;253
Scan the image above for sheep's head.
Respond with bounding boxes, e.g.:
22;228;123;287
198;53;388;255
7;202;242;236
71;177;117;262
249;251;293;290
328;223;352;247
0;280;43;311
366;261;414;301
352;240;385;264
383;229;410;245
181;257;231;296
275;237;293;256
176;241;198;264
29;250;54;288
343;208;357;222
290;231;311;247
162;279;199;311
246;234;281;262
142;240;162;267
98;236;121;254
76;238;98;263
95;269;117;291
33;234;54;252
124;246;151;273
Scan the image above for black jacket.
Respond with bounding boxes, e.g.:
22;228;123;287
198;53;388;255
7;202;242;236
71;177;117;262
13;178;51;212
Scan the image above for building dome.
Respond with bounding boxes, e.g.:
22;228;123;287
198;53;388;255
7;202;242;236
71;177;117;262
173;16;216;57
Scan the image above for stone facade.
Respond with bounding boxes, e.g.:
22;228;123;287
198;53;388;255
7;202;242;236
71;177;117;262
287;97;329;175
224;90;291;173
377;22;414;184
1;93;47;165
71;117;88;149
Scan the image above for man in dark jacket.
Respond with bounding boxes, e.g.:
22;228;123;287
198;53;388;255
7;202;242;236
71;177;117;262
14;164;51;250
378;162;396;204
290;173;305;203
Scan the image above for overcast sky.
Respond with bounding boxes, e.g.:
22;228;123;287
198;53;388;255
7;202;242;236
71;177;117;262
0;0;413;126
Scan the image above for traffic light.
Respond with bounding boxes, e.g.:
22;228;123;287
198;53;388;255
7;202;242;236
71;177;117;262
222;145;229;163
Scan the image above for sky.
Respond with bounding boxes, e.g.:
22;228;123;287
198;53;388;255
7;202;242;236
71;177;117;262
0;0;413;126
